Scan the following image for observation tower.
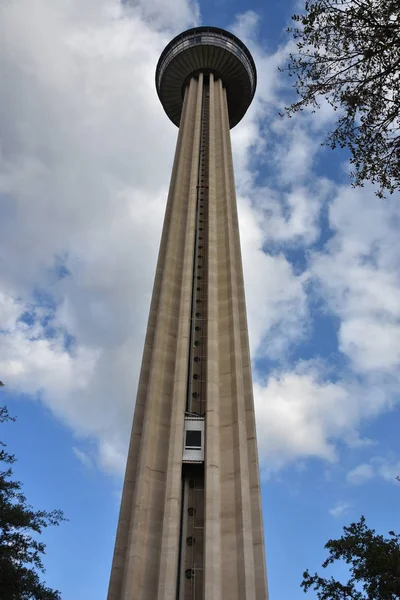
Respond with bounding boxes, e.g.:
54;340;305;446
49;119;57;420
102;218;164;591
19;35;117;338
108;26;268;600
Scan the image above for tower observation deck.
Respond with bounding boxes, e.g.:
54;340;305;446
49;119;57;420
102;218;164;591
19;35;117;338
108;26;268;600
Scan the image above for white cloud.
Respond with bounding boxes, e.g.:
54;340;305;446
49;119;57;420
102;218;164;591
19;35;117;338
347;463;375;485
230;10;260;41
238;197;309;357
329;501;351;518
229;16;334;254
0;292;23;330
244;180;331;247
275;126;320;186
340;319;400;372
253;358;400;473
254;364;357;471
0;293;100;427
123;0;199;31
311;185;400;375
98;438;127;475
347;457;400;486
73;446;94;469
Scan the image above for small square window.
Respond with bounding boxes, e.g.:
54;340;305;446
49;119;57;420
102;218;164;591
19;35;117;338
185;430;201;448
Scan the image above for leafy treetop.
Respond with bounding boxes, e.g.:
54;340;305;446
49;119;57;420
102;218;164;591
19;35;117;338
0;404;65;600
302;516;400;599
283;0;400;197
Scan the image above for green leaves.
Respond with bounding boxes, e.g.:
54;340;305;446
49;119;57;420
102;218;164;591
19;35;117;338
0;404;65;600
301;516;400;599
282;0;400;197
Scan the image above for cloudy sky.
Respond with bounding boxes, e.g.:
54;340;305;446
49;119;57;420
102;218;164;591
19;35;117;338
0;0;399;598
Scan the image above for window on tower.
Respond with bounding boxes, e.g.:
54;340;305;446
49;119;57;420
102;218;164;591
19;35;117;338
185;430;201;449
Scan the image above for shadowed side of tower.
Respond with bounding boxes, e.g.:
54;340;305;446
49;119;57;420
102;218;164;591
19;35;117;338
107;27;268;600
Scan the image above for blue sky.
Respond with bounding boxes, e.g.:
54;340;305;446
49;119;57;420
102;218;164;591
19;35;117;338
0;1;399;599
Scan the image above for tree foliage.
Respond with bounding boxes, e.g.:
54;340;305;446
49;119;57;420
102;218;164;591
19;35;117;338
283;0;400;197
302;516;400;599
0;404;65;599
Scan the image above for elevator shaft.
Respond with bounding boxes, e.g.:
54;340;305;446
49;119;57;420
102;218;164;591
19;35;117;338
187;77;209;417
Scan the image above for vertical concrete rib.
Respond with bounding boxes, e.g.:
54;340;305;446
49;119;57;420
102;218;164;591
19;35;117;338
219;83;256;599
204;72;222;600
214;76;236;598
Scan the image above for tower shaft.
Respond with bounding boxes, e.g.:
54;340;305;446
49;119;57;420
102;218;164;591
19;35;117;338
108;73;268;600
